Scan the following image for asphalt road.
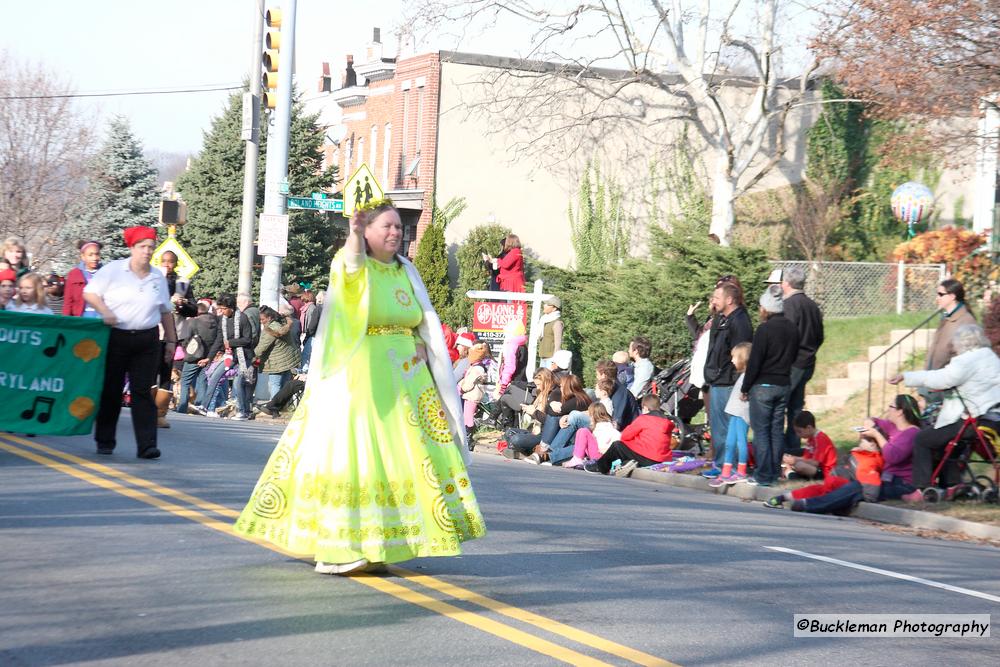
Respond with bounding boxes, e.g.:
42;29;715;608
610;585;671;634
1;412;998;666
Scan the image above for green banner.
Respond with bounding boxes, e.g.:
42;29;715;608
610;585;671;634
0;312;110;436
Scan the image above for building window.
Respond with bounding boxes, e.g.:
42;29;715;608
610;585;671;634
383;123;392;187
401;91;409;183
357;137;365;171
345;136;353;178
370;125;378;170
415;87;424;179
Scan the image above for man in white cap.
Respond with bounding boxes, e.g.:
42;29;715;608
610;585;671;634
774;266;824;453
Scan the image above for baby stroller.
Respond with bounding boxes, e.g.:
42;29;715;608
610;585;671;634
920;391;1000;504
649;358;708;455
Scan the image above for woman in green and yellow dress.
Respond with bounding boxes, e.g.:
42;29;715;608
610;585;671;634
235;201;486;574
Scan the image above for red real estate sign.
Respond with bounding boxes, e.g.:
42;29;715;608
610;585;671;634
472;301;529;354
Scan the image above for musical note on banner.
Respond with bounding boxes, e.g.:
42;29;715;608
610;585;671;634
43;334;66;358
21;396;56;423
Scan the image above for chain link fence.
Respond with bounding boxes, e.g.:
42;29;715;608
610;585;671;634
769;261;946;318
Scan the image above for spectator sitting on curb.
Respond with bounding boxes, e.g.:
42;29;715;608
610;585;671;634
258;372;308;418
764;436;883;514
584;394;674;477
780;411;837;480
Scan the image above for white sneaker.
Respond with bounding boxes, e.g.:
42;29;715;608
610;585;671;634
315;558;368;575
613;460;638;478
230;414;248;421
205;411;220;418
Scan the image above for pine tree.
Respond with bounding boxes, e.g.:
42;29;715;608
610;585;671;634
66;116;159;260
414;197;466;315
177;90;338;299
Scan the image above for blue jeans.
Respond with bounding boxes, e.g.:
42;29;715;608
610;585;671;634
546;411;589;464
802;480;863;514
196;363;226;408
233;374;255;418
176;362;204;414
540;415;561;444
268;371;291;402
878;475;916;501
724;415;749;466
301;336;314;371
708;385;734;466
784;364;814;453
749;384;788;484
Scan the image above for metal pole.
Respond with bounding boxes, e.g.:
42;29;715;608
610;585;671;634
238;0;265;297
259;0;296;309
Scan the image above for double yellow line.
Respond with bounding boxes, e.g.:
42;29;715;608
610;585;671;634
0;435;676;667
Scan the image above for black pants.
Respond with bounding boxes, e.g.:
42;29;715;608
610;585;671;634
911;422;969;487
156;342;173;389
267;378;305;410
96;328;160;454
595;441;659;474
498;382;535;429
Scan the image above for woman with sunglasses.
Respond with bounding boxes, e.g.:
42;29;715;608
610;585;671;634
857;394;922;499
927;279;976;371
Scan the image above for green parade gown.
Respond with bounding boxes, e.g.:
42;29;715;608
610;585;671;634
234;254;486;564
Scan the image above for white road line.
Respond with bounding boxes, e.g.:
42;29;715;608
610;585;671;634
765;546;1000;604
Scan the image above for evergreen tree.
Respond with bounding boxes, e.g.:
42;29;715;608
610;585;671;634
177;90;339;298
414;197;466;315
66;116;159;260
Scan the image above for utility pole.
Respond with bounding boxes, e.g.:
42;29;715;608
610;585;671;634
238;0;265;297
258;0;297;309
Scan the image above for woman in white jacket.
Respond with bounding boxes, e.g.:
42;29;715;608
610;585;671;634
891;324;1000;490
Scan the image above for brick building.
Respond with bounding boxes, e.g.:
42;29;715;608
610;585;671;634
321;30;440;257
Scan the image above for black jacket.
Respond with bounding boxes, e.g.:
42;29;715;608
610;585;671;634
303;303;321;338
704;306;754;387
166;273;197;318
183;312;222;363
741;313;800;393
783;291;824;368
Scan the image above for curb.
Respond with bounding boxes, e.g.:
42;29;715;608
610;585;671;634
474;444;1000;541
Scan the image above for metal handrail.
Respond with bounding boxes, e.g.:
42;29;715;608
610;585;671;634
866;311;940;416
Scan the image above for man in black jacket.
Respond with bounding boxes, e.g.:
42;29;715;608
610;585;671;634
776;267;825;453
175;302;221;415
704;282;754;468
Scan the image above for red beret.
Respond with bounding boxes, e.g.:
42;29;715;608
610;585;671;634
0;269;16;282
123;226;157;248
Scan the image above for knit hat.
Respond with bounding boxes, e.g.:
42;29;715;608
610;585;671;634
455;332;476;348
759;284;784;313
503;319;526;337
468;343;490;364
123;226;157;247
552;349;572;370
0;269;16;283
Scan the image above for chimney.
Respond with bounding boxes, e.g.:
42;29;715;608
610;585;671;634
366;27;383;62
318;62;331;93
343;55;356;89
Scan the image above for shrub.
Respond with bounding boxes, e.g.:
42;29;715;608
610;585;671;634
445;223;512;327
984;291;1000;356
891;226;986;264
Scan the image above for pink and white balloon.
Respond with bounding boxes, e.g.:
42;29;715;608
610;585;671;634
890;182;934;236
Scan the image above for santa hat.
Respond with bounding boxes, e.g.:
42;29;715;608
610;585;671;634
455;332;476;348
123;226;157;247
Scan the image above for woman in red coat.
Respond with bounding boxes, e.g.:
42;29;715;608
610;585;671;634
63;240;103;317
487;234;525;293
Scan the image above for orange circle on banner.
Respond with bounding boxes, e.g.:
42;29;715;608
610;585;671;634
69;396;95;420
73;339;102;362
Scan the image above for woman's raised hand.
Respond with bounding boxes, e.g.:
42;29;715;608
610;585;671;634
348;210;368;236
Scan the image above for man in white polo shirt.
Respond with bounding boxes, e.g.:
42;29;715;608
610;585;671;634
84;226;176;459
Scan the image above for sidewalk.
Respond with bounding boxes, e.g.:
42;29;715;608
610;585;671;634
472;440;1000;543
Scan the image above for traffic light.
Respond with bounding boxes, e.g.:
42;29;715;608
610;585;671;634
262;7;282;110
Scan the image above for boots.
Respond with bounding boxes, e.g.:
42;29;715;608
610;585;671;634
153;388;172;428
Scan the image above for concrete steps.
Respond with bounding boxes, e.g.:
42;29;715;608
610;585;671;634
806;328;935;414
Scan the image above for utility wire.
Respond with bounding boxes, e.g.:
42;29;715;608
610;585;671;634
0;84;245;100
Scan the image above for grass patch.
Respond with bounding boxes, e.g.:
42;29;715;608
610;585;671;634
812;310;936;388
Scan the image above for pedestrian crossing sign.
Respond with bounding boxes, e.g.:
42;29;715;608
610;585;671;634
152;237;200;279
342;163;384;218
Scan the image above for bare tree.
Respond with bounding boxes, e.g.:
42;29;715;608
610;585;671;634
413;1;840;244
0;53;95;268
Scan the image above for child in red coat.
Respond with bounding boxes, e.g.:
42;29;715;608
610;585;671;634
585;394;674;477
781;411;837;479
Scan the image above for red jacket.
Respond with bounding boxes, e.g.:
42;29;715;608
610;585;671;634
620;411;675;462
497;248;525;292
62;267;88;316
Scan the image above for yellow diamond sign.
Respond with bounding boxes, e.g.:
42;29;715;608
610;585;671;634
342;162;384;218
152;238;200;280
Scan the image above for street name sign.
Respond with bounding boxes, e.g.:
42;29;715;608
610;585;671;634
287;197;344;212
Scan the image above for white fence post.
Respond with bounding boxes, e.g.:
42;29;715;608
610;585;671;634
526;279;544;374
896;261;905;314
